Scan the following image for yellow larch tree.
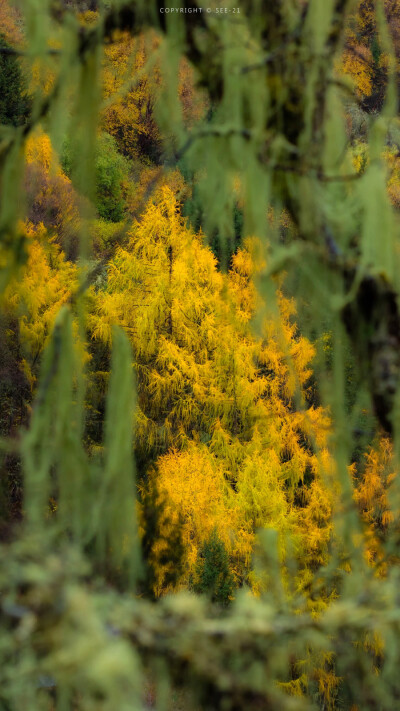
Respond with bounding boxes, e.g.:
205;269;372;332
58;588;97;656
90;185;223;455
102;30;162;163
0;0;24;47
101;28;207;165
354;436;398;574
91;185;334;601
339;1;400;111
24;129;83;259
2;220;77;389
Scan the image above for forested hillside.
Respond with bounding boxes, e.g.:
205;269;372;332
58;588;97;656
2;1;400;710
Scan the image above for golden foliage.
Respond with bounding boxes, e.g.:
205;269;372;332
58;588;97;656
102;30;207;162
91;187;334;596
148;444;247;594
24;130;83;257
102;31;162;161
2;221;77;387
341;44;373;98
0;0;24;47
354;437;396;572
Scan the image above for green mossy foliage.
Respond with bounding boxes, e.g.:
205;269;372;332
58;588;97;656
2;1;400;710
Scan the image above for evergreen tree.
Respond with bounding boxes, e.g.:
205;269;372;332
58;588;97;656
0;35;29;127
193;529;234;606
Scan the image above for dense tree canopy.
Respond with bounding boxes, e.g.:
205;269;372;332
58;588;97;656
2;1;400;710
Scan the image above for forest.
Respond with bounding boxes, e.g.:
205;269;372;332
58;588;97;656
2;0;400;709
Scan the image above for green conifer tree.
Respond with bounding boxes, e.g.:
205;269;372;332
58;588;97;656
193;528;234;606
0;35;29;127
